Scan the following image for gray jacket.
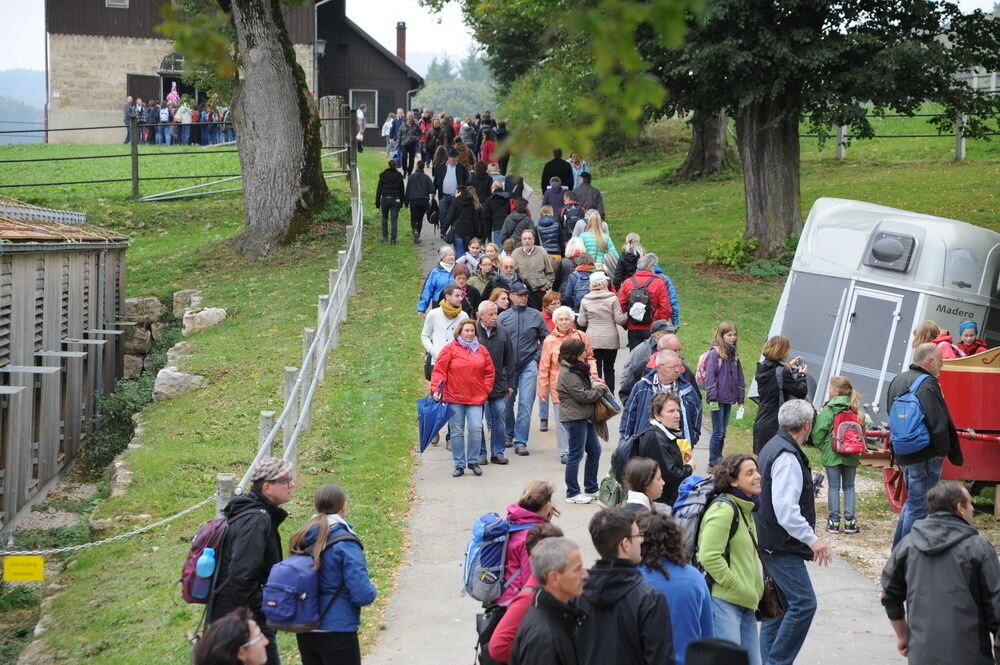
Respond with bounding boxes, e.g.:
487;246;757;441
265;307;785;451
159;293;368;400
573;183;605;218
477;321;515;399
882;513;1000;665
556;360;608;422
498;305;547;371
619;337;657;400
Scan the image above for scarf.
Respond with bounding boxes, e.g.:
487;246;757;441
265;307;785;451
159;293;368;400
439;299;462;319
324;512;357;534
728;487;761;510
457;336;480;353
440;262;454;272
568;360;592;387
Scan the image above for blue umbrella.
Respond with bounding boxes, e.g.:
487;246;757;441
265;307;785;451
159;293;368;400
417;394;453;453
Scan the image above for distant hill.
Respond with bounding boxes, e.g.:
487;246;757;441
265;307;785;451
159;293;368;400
0;69;46;108
0;95;44;145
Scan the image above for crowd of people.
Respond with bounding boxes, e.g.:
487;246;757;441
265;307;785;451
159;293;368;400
121;83;233;146
189;111;999;665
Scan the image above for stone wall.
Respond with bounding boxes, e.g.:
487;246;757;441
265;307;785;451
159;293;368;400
48;33;315;144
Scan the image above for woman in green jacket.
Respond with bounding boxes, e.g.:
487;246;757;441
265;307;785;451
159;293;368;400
697;453;764;665
811;376;863;534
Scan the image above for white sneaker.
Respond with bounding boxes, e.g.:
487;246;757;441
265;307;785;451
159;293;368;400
566;494;594;504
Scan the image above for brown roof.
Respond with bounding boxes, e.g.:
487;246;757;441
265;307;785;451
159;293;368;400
0;196;129;245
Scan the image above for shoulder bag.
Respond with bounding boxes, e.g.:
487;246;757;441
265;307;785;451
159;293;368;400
739;510;788;621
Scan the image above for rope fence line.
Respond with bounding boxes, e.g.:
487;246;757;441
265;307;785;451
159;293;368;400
0;98;362;557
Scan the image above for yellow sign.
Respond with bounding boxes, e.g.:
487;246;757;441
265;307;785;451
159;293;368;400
3;555;45;582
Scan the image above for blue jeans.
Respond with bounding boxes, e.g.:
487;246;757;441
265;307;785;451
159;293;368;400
712;597;761;665
481;395;508;458
181;124;191;145
759;554;816;665
538;395;549;420
892;456;944;547
505;363;538;448
448;403;483;469
825;464;857;521
563;419;600;498
438;195;454;232
454;234;468;258
709;402;733;467
492;229;503;247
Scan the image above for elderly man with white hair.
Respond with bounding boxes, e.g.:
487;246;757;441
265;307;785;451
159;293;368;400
511;229;554;310
756;399;832;665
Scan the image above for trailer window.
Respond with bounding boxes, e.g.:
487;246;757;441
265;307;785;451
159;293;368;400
945;248;980;291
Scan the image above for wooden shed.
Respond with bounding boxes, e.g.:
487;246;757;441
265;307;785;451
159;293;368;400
0;197;130;533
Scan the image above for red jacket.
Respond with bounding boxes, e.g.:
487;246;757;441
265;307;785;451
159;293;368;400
499;504;547;604
430;340;495;404
932;332;964;359
617;269;671;331
957;339;988;355
489;573;539;663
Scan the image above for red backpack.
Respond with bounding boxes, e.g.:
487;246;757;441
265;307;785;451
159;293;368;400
830;410;865;455
181;517;228;603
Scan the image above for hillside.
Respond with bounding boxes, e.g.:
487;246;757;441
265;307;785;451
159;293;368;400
0;69;46;108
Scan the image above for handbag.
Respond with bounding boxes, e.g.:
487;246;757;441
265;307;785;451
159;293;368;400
742;514;788;621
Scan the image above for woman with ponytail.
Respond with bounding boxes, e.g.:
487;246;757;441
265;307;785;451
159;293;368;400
288;484;377;665
811;376;864;534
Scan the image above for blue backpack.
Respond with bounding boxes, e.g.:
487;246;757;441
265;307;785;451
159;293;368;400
672;476;740;585
889;374;931;456
262;532;361;633
462;513;534;603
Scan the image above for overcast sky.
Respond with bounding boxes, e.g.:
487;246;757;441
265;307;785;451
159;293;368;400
0;0;996;74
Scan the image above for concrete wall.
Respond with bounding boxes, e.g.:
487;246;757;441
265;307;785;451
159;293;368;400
47;33;315;144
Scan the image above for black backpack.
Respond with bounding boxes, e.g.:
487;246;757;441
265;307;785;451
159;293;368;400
626;277;656;325
561;203;585;239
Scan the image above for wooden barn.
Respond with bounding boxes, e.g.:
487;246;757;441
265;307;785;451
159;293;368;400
0;197;130;533
44;0;422;145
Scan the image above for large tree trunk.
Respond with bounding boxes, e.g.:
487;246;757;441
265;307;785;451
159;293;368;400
676;110;736;180
228;0;327;259
735;101;801;258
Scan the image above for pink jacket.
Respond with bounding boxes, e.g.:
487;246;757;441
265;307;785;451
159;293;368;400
499;504;546;605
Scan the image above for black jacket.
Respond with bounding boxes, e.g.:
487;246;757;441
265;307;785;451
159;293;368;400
444;194;478;238
404;170;434;203
541;157;574;192
374;168;405;205
398;121;421;147
510;588;587;665
469;171;494;208
886;366;962;466
881;513;1000;665
211;490;288;624
752;359;808;454
574;559;675;665
484;192;511;231
613;250;641;288
573;183;605;218
501;211;537;246
478;320;516;399
433;162;470;198
635;422;693;505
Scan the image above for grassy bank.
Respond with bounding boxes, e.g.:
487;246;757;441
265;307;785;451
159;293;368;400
0;148;425;664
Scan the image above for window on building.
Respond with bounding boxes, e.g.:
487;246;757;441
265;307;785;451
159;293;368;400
349;90;377;128
106;0;129;7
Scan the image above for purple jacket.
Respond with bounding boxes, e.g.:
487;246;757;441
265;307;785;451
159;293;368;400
704;345;745;404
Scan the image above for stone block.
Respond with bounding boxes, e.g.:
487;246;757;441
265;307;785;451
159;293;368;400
123;354;144;379
166;341;194;365
123;325;152;355
150;321;168;342
182;307;227;336
153;366;208;401
123;296;165;325
172;289;200;317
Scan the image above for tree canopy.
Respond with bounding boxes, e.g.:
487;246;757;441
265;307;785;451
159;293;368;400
413;48;498;116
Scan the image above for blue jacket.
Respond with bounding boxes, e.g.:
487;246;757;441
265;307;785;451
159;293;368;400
498;305;548;371
652;265;680;326
536;214;563;255
620;369;702;444
561;267;594;311
416;265;454;313
303;521;377;632
640;560;714;665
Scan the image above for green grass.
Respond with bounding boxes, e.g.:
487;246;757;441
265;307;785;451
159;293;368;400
0;148;425;664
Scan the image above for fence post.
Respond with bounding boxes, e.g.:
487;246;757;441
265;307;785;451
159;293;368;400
301;328;315;431
836;125;848;161
283;366;299;450
317;295;329;381
258;410;275;456
327;269;341;350
337;250;349;324
129;116;140;198
215;473;237;517
955;112;966;161
345;225;358;296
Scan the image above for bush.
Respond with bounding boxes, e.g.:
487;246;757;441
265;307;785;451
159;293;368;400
742;259;790;279
316;193;351;223
77;314;182;478
705;235;758;268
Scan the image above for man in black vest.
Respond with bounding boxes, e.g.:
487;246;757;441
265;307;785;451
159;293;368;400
885;342;962;548
756;399;831;665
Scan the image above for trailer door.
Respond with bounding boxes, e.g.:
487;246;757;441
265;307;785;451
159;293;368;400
832;288;903;413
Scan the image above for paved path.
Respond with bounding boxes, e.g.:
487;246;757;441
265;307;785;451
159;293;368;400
366;201;903;665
